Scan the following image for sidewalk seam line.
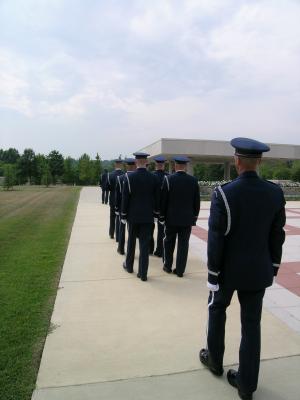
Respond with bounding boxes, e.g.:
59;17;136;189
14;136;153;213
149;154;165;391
35;353;300;391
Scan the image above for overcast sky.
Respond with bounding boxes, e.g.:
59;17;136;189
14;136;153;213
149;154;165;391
1;0;300;159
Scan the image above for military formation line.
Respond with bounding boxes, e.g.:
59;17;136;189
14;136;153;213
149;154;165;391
100;152;199;281
98;137;286;400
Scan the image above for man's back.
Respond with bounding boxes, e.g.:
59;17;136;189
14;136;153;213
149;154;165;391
208;171;286;290
161;171;200;226
108;170;123;207
122;168;159;224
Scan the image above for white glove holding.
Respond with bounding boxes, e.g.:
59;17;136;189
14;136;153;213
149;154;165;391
115;211;119;216
154;218;158;223
159;220;165;225
207;282;219;292
121;219;126;224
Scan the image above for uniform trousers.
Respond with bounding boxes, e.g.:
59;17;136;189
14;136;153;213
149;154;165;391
163;225;192;275
150;221;164;256
115;214;120;243
149;223;155;254
125;223;152;278
109;206;116;238
117;220;126;253
102;189;109;204
207;286;265;394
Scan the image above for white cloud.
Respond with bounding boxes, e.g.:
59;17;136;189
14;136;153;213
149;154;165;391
1;0;300;157
206;1;300;91
0;48;33;116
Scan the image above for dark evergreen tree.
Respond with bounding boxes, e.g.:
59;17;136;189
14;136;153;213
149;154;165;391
48;150;64;184
291;161;300;182
35;154;48;185
3;164;16;190
0;148;20;164
18;149;36;184
78;154;91;185
63;157;77;184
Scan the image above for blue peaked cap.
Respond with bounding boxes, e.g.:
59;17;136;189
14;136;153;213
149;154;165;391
113;158;123;163
173;155;190;164
154;156;166;163
124;158;135;165
133;152;150;159
231;137;270;158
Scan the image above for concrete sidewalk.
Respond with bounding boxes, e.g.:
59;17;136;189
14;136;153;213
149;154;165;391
32;187;300;400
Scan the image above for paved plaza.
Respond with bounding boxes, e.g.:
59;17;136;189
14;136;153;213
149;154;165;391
32;188;300;400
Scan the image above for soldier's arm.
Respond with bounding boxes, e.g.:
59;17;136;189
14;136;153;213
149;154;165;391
106;173;111;191
121;173;130;221
153;176;160;220
159;176;169;223
193;179;201;225
115;176;121;214
207;187;227;286
269;192;286;276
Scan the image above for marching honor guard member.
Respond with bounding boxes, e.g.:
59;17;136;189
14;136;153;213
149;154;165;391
100;168;109;204
199;138;286;400
107;159;124;239
150;156;169;257
160;156;200;277
115;158;136;255
121;152;160;281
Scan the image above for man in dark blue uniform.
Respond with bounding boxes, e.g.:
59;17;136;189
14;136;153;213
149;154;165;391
160;156;200;277
100;169;109;204
121;152;160;281
199;138;286;400
115;158;136;255
149;156;169;257
107;159;124;239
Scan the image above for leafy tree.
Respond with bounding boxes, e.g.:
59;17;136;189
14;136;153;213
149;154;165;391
3;164;16;190
35;154;48;185
0;161;5;176
273;166;291;180
0;148;20;164
63;157;77;184
78;154;92;184
259;162;274;179
92;153;102;185
41;164;52;187
48;150;64;184
18;149;36;184
194;163;207;180
291;161;300;182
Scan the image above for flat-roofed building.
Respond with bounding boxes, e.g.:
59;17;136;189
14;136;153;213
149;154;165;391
138;138;300;179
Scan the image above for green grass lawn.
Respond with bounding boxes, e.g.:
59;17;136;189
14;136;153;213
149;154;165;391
0;185;81;400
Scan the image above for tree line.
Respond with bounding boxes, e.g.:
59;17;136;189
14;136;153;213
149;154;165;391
1;148;300;190
193;160;300;182
0;148;108;189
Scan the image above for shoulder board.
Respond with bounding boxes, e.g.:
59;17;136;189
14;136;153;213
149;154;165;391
265;179;279;186
219;181;231;188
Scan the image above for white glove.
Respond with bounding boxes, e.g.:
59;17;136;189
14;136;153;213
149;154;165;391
121;219;126;224
207;282;219;292
154;218;158;223
115;211;119;215
159;220;165;225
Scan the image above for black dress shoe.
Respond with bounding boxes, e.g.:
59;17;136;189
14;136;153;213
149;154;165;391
141;276;147;281
117;248;125;255
154;251;162;257
173;269;183;277
137;273;141;278
122;262;127;270
227;370;253;400
163;266;172;274
199;349;223;376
